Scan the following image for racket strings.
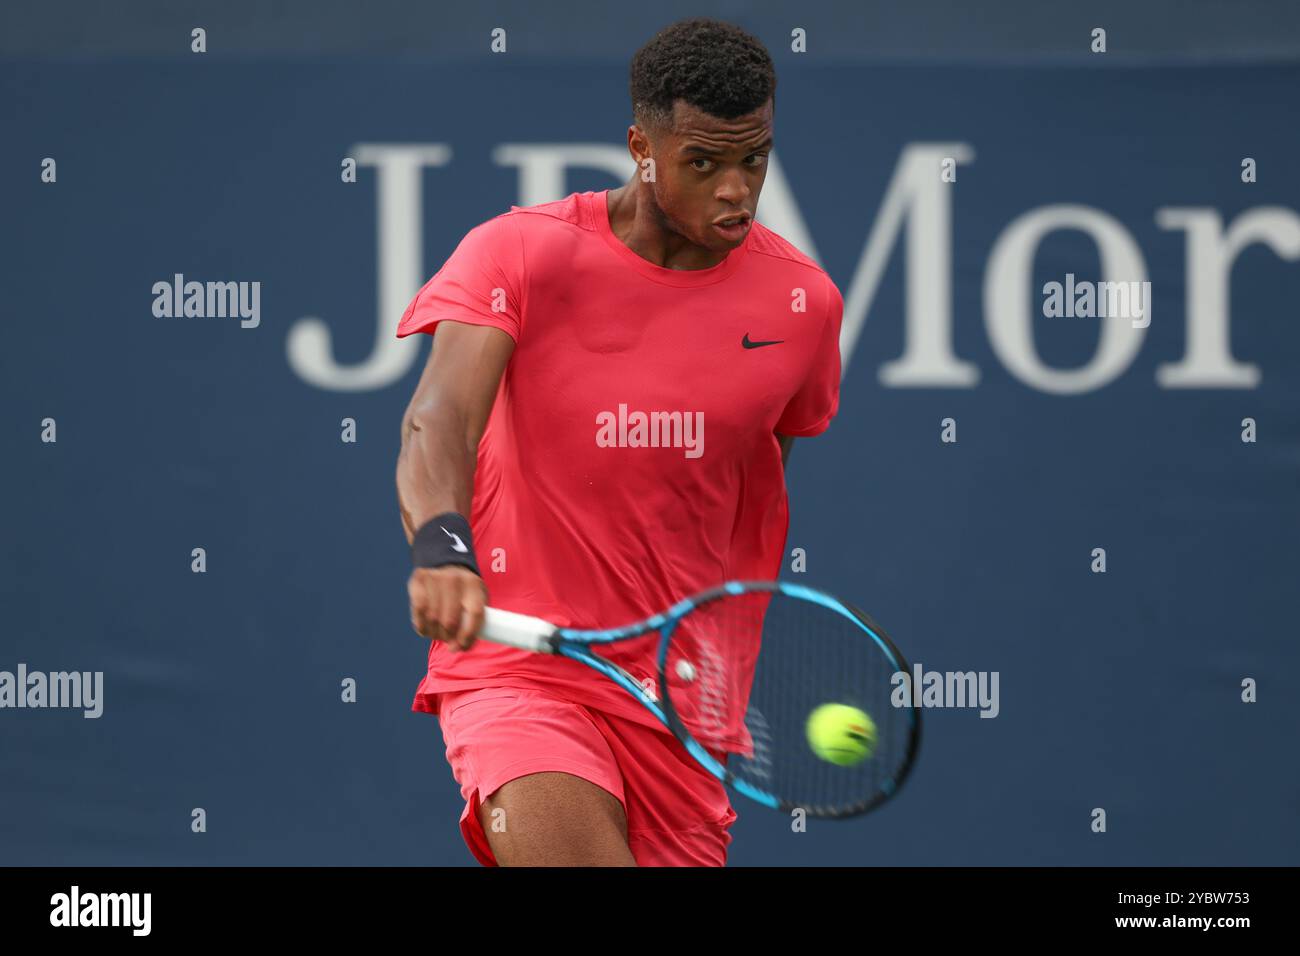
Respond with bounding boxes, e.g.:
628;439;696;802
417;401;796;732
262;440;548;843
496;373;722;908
663;589;914;817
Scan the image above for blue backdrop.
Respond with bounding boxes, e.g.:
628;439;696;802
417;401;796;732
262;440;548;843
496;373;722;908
3;52;1298;865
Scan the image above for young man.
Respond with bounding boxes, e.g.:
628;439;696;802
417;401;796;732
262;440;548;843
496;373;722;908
395;18;843;866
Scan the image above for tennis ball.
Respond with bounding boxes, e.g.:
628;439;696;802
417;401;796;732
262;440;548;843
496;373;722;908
806;703;877;766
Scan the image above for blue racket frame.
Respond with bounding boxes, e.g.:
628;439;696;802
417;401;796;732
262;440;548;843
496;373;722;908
543;579;922;818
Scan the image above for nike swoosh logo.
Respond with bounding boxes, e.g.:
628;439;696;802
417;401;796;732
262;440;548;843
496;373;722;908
742;333;784;349
441;527;468;553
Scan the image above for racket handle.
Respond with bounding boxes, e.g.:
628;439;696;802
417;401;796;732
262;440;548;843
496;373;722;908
480;607;558;653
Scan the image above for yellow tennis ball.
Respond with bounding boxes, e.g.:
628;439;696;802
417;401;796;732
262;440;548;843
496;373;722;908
806;703;877;766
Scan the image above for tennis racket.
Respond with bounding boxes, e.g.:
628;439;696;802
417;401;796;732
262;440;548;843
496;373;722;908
478;579;921;818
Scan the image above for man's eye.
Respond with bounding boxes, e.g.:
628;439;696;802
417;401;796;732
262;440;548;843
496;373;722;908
691;158;714;172
746;153;769;166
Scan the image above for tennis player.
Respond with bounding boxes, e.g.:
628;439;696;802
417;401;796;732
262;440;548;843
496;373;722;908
395;18;844;866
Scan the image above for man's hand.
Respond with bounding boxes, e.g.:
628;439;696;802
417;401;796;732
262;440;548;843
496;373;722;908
408;565;488;651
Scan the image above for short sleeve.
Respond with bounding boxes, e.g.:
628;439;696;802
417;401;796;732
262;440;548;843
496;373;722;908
775;277;843;437
395;213;525;343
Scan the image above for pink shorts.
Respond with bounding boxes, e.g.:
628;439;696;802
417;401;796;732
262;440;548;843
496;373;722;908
435;685;738;866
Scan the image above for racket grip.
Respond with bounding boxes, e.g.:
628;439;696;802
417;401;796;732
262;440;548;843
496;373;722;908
479;607;558;653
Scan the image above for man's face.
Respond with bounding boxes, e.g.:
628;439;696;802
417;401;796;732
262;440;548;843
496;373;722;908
640;98;773;252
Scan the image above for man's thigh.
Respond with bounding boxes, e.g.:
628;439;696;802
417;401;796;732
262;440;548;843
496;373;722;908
437;686;633;866
480;771;635;866
585;707;738;867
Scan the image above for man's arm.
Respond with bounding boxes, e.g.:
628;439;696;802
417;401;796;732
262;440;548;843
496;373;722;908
397;321;515;648
776;432;795;470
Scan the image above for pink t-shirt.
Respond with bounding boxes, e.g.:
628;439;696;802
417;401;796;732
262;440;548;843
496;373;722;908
396;190;843;750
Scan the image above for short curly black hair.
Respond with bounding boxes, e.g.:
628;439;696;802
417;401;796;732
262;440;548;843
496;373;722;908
629;18;776;136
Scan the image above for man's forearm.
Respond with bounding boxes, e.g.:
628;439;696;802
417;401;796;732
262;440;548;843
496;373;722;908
396;404;477;545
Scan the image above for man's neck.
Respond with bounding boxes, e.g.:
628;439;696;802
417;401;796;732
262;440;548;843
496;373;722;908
604;183;729;271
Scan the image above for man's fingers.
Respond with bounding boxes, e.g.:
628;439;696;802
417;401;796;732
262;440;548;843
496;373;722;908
409;574;446;642
453;598;486;650
407;567;488;651
431;589;462;648
408;577;432;638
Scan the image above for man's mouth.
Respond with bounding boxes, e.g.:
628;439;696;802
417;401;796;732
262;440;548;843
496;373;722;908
712;214;752;239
